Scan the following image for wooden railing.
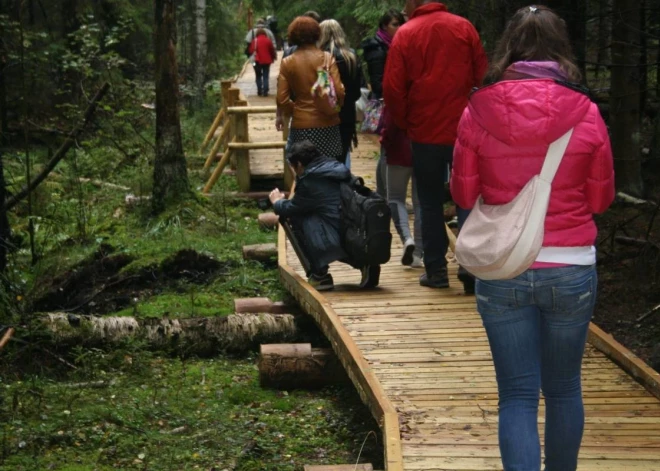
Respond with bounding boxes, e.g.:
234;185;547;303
200;80;291;194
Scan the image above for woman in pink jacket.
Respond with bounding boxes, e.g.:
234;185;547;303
450;6;615;471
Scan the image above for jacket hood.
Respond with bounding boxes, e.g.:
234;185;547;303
302;158;351;181
468;79;592;146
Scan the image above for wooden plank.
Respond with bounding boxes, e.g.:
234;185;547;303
588;322;660;400
227;105;277;114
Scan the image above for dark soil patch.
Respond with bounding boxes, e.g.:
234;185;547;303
33;246;231;315
594;198;660;371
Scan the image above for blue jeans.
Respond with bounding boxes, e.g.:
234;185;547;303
476;265;597;471
254;64;270;94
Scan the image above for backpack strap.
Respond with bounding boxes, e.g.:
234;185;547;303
539;128;574;184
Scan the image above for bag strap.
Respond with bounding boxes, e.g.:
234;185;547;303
322;51;331;71
539;128;574;184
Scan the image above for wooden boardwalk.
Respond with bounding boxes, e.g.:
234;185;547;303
235;59;660;471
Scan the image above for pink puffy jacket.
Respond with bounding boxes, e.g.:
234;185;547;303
451;78;615;249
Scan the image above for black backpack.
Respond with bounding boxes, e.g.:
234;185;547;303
340;176;392;267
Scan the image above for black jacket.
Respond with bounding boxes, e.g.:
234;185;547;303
327;48;362;125
273;159;352;268
361;36;389;99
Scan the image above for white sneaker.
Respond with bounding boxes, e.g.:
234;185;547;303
401;238;415;266
410;253;424;268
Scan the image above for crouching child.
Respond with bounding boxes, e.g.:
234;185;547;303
269;140;382;291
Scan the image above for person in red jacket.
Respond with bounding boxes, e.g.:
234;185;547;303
248;28;277;96
451;7;614;471
383;1;487;290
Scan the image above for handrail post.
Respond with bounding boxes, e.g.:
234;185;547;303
234;98;251;192
199;80;233;153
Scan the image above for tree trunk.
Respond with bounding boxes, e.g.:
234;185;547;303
610;0;644;197
193;0;207;109
0;151;9;274
42;313;300;354
555;0;587;79
595;0;610;78
153;0;190;213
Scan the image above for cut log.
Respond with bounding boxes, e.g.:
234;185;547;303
243;243;277;261
42;313;299;354
258;343;349;389
234;297;290;314
304;464;374;471
258;212;279;230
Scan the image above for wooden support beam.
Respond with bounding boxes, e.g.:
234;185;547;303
234;99;251;192
243;243;277;261
228;141;286;150
200;108;225;153
203;121;231;169
588;323;660;400
227;105;277;114
0;327;15;351
258;344;350;390
202;138;235;194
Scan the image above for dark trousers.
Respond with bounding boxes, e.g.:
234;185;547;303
254;64;270;95
338;123;355;163
411;142;452;275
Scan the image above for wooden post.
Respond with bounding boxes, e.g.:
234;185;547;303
282;112;294;189
258;344;350;389
258;212;279;230
234;98;251;192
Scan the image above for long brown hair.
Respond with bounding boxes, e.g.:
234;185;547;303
486;5;581;84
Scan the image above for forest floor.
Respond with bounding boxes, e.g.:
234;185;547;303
0;98;383;470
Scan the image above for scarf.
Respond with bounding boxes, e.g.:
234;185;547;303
502;61;569;82
376;28;393;47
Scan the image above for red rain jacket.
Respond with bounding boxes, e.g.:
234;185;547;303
383;3;487;145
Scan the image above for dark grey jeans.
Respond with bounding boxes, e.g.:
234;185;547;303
411;142;452;275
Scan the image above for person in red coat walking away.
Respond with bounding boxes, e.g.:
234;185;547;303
383;1;487;291
248;28;277;96
451;7;614;471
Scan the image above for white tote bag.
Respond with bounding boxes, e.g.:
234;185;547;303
455;128;574;280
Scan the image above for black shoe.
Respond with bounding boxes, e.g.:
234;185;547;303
420;270;449;288
359;265;381;289
458;266;475;295
308;273;334;291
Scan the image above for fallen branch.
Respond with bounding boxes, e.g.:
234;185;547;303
617;192;653;206
614;236;660;251
3;83;110;212
637;304;660;323
78;178;130;191
0;327;15;351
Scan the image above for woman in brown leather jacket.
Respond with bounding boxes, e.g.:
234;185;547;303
277;16;345;161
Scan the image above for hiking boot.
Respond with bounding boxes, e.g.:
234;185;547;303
359;265;381;289
420;269;449;288
401;238;415;266
410;253;424;268
308;273;334;291
458;266;475;295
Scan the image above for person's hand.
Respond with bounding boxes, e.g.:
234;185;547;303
275;115;283;132
269;188;284;205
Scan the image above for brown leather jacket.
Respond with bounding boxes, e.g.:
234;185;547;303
277;46;345;129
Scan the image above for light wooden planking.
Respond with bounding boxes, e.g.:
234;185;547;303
231;63;660;471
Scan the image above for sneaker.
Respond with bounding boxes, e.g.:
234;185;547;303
359;265;381;289
308;273;334;291
410;253;424;268
401;238;415;266
419;270;449;288
458;266;475;295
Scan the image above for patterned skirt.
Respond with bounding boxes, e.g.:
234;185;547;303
289;125;343;161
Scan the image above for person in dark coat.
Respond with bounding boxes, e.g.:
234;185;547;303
269;141;380;291
360;9;405;197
